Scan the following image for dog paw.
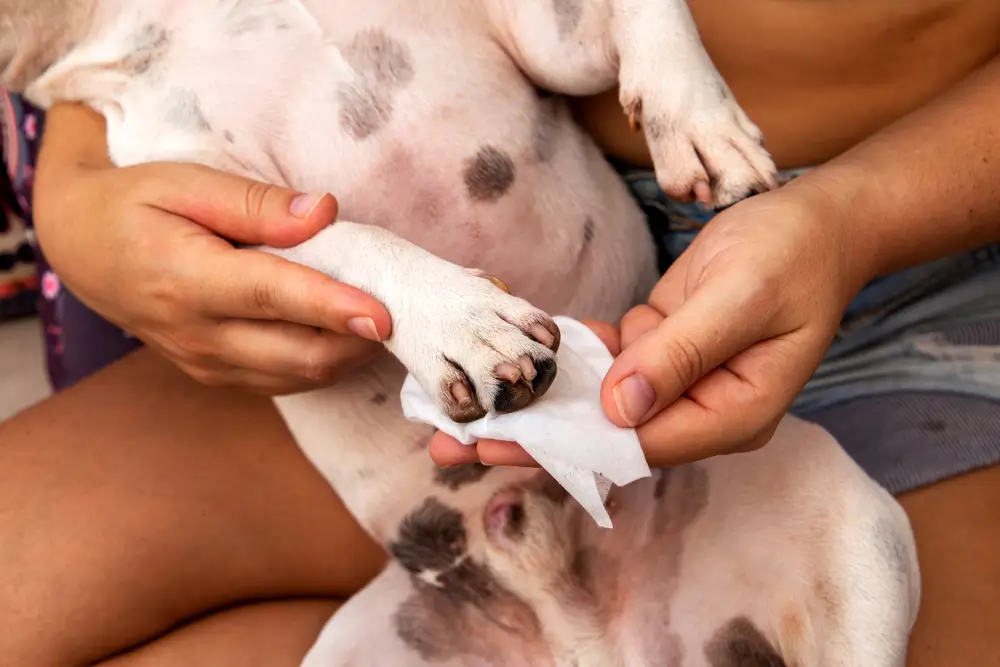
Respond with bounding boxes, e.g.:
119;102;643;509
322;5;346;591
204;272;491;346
397;268;560;423
620;78;778;209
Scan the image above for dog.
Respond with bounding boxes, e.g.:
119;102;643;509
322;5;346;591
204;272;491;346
2;0;920;664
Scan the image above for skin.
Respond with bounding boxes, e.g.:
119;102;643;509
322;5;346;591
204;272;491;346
1;0;999;664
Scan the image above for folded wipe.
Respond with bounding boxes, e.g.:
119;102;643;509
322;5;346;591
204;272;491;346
400;316;650;528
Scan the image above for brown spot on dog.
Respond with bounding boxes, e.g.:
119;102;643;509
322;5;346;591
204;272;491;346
223;130;235;143
434;463;492;491
464;146;516;201
164;88;211;132
552;0;584;38
370;391;388;405
123;23;169;75
653;468;670;499
390;498;467;575
705;616;787;667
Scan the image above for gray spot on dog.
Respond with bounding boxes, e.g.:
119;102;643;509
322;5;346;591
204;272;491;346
390;498;467;575
223;130;235;143
583;217;595;245
123;23;170;75
343;28;415;87
338;85;393;140
552;0;584;38
644;115;667;142
337;29;414;140
464;146;516;201
705;616;787;667
532;92;561;162
920;418;946;433
164;88;211;132
434;463;491;490
874;516;910;580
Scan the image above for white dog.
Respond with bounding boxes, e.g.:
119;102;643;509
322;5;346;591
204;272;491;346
3;0;920;664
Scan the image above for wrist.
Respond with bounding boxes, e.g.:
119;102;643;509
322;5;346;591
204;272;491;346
782;164;882;299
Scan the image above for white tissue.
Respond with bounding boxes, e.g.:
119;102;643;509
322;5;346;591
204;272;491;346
400;316;651;528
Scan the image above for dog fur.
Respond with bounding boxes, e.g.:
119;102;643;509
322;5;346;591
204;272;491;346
2;0;920;665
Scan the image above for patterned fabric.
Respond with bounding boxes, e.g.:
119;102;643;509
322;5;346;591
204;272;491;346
0;89;39;320
0;89;140;391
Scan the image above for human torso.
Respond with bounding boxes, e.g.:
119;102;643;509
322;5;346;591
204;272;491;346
573;0;1000;169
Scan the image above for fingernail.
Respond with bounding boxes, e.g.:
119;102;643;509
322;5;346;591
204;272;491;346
612;375;655;427
347;316;382;342
289;193;327;219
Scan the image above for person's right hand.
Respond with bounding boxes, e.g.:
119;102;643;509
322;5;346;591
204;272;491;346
32;105;391;395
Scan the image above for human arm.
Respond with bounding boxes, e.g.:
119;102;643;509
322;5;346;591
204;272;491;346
33;103;392;394
431;54;1000;467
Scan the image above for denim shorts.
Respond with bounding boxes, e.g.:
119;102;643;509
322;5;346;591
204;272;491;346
619;163;1000;494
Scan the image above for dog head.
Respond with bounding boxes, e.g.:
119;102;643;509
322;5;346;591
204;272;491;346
0;0;95;91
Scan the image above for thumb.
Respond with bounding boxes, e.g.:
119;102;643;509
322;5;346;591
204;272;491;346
601;278;769;428
139;162;338;248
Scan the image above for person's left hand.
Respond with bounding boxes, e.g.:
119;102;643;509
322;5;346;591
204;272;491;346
430;180;874;468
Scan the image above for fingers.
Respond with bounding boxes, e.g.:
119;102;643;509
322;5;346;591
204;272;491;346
618;306;663;349
139;163;339;248
602;277;770;428
195;248;392;340
428;433;538;468
209;319;382;383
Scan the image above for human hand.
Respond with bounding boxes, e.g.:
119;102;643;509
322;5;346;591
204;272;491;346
33;105;391;394
430;182;873;468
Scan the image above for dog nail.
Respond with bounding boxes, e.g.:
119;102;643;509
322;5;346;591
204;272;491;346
612;375;655;427
290;192;328;219
347;317;381;342
517;355;537;381
451;382;473;407
495;362;521;383
528;323;555;347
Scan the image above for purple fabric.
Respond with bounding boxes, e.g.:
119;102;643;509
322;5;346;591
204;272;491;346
1;89;141;392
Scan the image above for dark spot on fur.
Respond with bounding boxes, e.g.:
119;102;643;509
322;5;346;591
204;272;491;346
390;498;467;575
533;93;560;162
336;29;414;140
436;557;499;604
370;391;388;405
644;115;667;142
338;85;393;139
123;24;170;75
343;28;415;87
224;130;235;143
653;468;670;499
434;463;492;490
164;88;211;132
504;502;527;539
583;217;595;245
705;616;787;667
874;516;910;581
552;0;584;38
921;418;946;433
535;472;570;505
464;146;516;202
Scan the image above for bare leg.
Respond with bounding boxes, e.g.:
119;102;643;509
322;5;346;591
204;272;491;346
98;600;341;667
0;349;385;667
900;464;1000;666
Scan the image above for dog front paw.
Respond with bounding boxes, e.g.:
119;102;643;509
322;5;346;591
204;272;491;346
399;268;560;423
620;77;778;209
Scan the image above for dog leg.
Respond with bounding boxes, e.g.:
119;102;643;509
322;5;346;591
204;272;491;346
264;221;560;423
488;0;777;207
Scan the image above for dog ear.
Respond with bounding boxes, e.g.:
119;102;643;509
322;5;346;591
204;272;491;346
0;0;95;92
